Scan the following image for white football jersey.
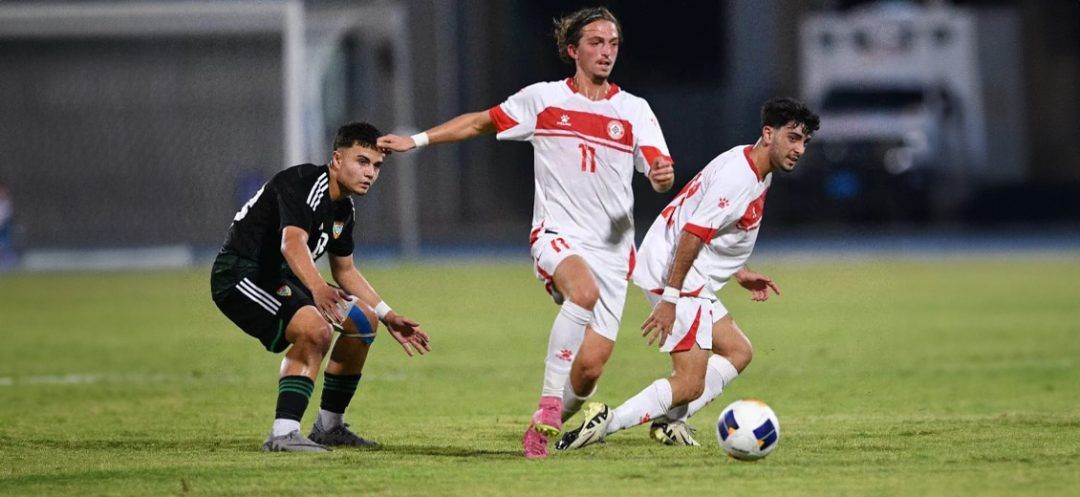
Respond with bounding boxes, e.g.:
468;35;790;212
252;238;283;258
633;145;771;300
489;79;671;258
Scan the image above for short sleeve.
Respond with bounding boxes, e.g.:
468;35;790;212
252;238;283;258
327;202;355;257
276;178;315;232
488;82;548;142
683;173;747;242
632;101;673;174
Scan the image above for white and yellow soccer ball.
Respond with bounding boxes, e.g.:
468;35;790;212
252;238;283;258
716;399;780;461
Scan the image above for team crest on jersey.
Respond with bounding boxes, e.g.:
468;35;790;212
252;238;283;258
276;285;292;297
606;120;624;140
558;114;572;126
333;221;344;239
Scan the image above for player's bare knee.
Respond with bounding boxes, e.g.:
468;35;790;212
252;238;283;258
314;323;333;352
298;321;333;353
568;284;599;310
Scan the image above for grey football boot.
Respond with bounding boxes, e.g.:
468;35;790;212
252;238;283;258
262;430;331;452
308;423;380;448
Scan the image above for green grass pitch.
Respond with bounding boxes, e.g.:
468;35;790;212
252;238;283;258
1;257;1078;496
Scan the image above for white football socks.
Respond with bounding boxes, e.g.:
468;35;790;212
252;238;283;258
606;379;673;435
541;301;592;398
561;379;595;422
667;355;740;423
271;419;301;437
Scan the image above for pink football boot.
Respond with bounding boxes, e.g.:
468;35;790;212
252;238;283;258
523;396;563;459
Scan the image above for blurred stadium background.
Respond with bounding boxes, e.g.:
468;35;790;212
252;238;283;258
2;2;1078;495
0;0;1077;269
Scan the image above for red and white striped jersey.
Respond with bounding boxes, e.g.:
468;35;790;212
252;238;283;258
489;78;672;254
633;145;771;300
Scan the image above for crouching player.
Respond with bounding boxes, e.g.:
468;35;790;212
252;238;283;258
556;98;819;450
210;122;431;452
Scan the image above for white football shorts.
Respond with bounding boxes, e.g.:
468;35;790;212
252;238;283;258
643;291;727;353
530;230;631;341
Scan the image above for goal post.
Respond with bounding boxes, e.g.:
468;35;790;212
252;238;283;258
0;1;420;264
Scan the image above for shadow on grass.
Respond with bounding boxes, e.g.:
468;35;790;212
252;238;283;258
378;443;520;459
3;434;522;461
5;436;255;452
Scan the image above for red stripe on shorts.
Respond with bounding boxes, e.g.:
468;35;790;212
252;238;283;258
671;305;702;352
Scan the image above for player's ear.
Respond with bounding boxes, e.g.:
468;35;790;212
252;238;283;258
330;149;341;167
567;44;579;61
761;126;774;146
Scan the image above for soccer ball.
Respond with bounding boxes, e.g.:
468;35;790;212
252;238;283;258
716;399;780;461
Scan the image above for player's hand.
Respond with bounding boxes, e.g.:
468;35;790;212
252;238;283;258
376;134;416;153
312;283;349;324
648;157;675;192
735;268;780;302
383;312;431;357
641;301;676;348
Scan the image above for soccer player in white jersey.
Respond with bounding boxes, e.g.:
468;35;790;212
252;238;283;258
555;97;820;451
377;6;674;458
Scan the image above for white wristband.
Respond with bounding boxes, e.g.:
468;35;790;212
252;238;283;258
374;301;392;320
410;132;430;149
661;286;680;304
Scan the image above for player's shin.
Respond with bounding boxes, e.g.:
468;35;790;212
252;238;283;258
316;373;362;430
319;302;374;430
561;379;595;422
607;379;673;435
541;301;591;399
273;375;315;437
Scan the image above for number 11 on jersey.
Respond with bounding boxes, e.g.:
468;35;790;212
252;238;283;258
578;143;597;173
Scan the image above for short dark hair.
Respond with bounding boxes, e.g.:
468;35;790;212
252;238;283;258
761;97;820;136
553;7;622;64
333;122;382;150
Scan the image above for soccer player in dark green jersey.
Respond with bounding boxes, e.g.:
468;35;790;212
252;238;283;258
211;122;430;452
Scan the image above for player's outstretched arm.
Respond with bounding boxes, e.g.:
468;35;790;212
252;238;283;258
377;111;496;152
734;265;780;302
648;156;675;193
282;226;347;323
329;255;431;357
642;230;706;347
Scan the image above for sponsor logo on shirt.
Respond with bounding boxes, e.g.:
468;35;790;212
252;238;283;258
558;114;572;126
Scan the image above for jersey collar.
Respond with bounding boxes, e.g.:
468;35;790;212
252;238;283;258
564;77;620;100
743;145;766;182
